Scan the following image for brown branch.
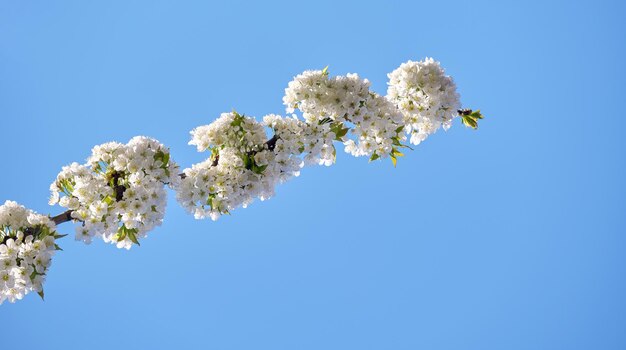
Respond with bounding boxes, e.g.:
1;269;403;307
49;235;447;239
50;210;74;225
266;134;279;151
0;210;74;245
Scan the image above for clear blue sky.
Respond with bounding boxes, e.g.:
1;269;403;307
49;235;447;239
1;1;624;349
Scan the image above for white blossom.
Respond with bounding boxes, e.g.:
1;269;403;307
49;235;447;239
0;200;59;304
283;68;406;160
49;136;179;249
387;58;461;145
178;60;465;220
189;112;267;154
178;112;277;220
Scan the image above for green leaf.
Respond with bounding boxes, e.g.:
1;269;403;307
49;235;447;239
230;111;245;128
103;195;114;206
390;154;397;167
369;153;380;162
460;109;484;130
127;229;140;246
462;115;478;129
336;127;349;139
470;110;484;120
54;244;63;251
116;226;127;242
207;194;216;211
395;125;405;133
392;149;405;157
37;290;44;301
322;66;329;76
252;164;268;175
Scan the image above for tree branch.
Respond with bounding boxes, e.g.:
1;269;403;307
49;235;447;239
50;210;74;225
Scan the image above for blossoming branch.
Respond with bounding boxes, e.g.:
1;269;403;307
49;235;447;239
0;58;484;304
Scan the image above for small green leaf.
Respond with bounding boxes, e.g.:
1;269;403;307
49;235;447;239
252;164;268;175
369;153;380;162
390;155;397;167
460;109;484;130
207;194;216;210
103;195;114;206
230;112;244;128
462;115;478;129
336;127;349;139
127;229;140;246
322;66;329;76
116;226;127;242
242;154;254;170
54;244;63;251
37;290;45;301
470;110;484;120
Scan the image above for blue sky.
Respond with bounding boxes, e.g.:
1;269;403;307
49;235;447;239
1;0;624;349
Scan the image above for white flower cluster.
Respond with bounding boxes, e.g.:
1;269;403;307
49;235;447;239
283;69;406;160
0;201;59;304
283;69;371;119
189;111;267;154
178;112;282;220
263;114;333;167
49;136;179;249
173;59;467;221
387;58;461;145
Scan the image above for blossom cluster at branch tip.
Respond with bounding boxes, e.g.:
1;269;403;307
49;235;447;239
387;58;461;145
177;58;469;219
0;201;61;304
49;136;179;249
283;67;407;163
